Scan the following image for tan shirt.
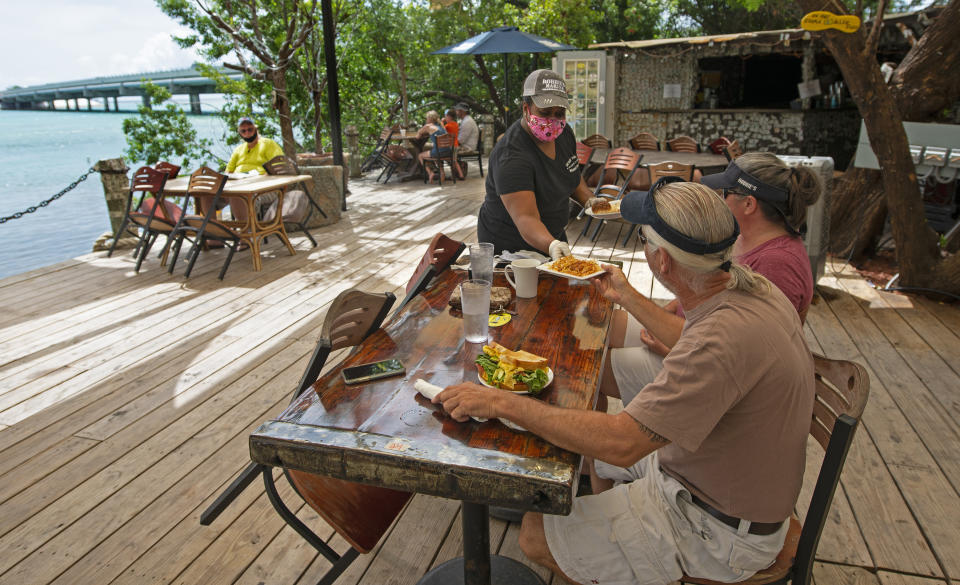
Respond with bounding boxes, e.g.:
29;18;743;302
624;287;814;522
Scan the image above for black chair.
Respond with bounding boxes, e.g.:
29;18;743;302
457;128;485;177
360;124;400;173
376;144;415;184
263;155;328;247
681;354;869;585
166;167;242;280
200;289;397;584
106;166;169;259
396;232;466;311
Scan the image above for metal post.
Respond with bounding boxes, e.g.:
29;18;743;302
112;96;119;111
321;0;346;212
461;502;490;585
189;92;201;115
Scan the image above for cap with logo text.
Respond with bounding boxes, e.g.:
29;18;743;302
522;69;569;109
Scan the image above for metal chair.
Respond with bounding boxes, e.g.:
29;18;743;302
422;133;459;185
582;133;612;149
628;132;661;151
200;289;399;585
681;354;869;585
397;232;466;311
360;124;399;173
376;144;414;184
666;135;701;153
578;148;643;241
263;154;328;247
106;166;169;259
166;166;242;280
457;128;485;177
622;161;694;245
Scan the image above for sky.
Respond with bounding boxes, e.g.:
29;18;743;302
1;1;202;90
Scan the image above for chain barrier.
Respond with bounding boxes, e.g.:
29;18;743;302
0;166;98;224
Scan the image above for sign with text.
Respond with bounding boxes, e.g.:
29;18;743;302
801;11;861;33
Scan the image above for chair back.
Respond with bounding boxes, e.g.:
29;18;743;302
592;147;643;194
433;133;455;152
629;132;660;151
723;139;744;161
681;355;869;585
383;144;413;163
187;166;228;199
154;161;181;178
576;142;594;166
648;161;695;181
130;166;168;195
708;137;732;155
582;134;612;149
287;288;407;553
399;233;466;310
666;135;700;153
263;155;300;176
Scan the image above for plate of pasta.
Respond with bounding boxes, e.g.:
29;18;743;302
537;256;605;280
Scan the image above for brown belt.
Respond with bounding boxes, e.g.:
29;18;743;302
690;494;784;536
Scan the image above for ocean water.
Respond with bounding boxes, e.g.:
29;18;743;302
0;110;230;280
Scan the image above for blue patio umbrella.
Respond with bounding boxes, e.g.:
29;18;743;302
431;26;577;125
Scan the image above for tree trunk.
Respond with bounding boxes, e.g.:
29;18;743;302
829;168;886;260
799;0;960;293
270;68;298;160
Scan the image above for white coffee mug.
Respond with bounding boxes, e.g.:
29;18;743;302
504;258;540;298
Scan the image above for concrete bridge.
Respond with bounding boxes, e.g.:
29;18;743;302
0;66;243;113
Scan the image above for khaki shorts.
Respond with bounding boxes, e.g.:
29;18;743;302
544;453;787;585
610;315;663;405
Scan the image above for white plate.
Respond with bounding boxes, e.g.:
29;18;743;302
478;367;553;395
584;200;622;219
537;258;605;281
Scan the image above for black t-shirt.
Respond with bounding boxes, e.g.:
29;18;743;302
477;120;580;254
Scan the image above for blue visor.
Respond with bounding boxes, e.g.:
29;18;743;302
620;176;740;255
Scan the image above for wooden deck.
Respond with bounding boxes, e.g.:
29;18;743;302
0;172;957;585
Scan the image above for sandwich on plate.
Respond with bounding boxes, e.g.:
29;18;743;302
475;342;550;394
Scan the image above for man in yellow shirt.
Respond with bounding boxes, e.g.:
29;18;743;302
223;117;285;223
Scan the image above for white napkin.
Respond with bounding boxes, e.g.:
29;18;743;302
501;250;549;264
414;379;530;431
414;379;488;422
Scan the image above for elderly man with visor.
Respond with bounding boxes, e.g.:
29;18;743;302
435;178;815;585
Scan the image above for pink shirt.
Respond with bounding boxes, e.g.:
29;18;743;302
738;235;813;315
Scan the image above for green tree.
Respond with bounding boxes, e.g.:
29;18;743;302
122;82;217;168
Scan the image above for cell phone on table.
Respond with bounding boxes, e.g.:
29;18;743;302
341;359;405;385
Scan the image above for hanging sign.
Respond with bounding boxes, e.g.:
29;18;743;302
801;11;861;33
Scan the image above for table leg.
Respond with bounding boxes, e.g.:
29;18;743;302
416;502;545;585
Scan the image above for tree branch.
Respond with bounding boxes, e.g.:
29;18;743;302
864;0;888;57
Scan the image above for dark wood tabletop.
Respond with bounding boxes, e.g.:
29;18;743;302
249;268;613;515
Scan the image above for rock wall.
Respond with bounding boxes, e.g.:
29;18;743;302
297;164;344;229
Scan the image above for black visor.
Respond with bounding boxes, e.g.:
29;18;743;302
620;176;740;255
701;160;789;204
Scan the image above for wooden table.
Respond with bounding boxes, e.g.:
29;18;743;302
250;268;613;584
590;148;729;173
164;174;313;271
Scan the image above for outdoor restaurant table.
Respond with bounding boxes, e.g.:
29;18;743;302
249;268;614;585
164;173;313;271
590;148;730;174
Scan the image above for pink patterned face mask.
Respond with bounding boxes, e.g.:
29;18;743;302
525;111;566;142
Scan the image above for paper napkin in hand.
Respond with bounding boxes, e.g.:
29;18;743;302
414;379;487;422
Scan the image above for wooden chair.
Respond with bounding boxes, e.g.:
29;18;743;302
709;137;732;155
200;289;400;584
263;155;328;248
154;160;181;178
166;167;243;280
360;124;399;173
579;148;643;241
457;128;485;177
376;144;414;184
622;161;695;245
422;133;458;185
628;132;661;151
582;133;612;150
724;139;744;161
106;166;170;264
666;135;701;153
576;141;599;181
681;354;869;585
397;232;466;311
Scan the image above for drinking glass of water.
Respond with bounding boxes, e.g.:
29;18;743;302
469;242;494;283
459;279;491;344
